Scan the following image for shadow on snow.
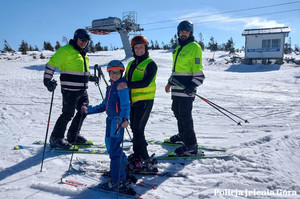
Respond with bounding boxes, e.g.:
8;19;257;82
225;64;281;73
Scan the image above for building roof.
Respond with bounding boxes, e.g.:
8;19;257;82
242;26;290;36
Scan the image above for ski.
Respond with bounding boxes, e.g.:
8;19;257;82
72;163;186;178
61;178;143;198
155;151;233;160
14;141;130;152
33;140;95;147
131;170;187;178
146;139;227;152
53;147;108;154
71;164;158;189
13;144;108;154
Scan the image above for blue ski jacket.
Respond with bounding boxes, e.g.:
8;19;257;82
87;77;130;120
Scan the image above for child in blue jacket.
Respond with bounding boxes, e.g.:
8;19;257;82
87;60;135;195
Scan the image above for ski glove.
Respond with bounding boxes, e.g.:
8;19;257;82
89;75;99;84
184;87;195;96
167;76;177;86
44;79;57;92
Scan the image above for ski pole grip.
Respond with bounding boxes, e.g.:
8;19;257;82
81;102;88;115
94;64;98;77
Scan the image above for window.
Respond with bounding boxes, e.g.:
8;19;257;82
272;39;281;48
262;40;271;48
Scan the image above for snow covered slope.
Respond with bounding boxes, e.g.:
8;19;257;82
0;50;299;199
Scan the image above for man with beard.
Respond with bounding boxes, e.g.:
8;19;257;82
165;20;205;156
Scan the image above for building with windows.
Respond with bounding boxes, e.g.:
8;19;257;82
242;27;290;65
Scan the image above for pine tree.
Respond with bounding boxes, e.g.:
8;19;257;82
3;40;14;53
95;42;103;51
170;34;178;49
208;37;218;51
19;40;29;54
55;41;61;51
62;36;68;45
154;40;160;49
161;41;170;50
88;40;95;53
150;40;155;50
34;45;39;51
225;37;235;53
43;41;54;51
198;33;205;50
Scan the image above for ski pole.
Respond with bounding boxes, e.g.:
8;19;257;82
116;118;126;196
67;102;87;173
169;78;248;125
94;64;104;100
196;94;248;123
40;88;55;172
195;94;242;125
97;66;109;87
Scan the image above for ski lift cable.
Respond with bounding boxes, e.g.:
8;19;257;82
140;1;300;26
142;8;300;32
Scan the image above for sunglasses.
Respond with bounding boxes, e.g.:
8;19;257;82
79;37;89;42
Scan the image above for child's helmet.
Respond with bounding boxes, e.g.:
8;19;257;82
107;60;125;72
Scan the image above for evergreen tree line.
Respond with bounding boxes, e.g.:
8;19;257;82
1;38;110;55
2;33;299;55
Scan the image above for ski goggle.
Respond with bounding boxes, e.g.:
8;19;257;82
177;23;193;32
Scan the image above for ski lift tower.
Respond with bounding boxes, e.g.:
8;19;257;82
87;11;143;58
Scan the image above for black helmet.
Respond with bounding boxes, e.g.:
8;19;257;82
73;29;91;42
177;20;193;36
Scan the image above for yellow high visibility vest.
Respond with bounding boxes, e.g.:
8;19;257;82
126;58;156;103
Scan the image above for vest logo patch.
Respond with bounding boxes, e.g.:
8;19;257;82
136;67;144;72
195;58;200;64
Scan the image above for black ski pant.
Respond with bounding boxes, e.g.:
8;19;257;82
51;89;89;140
130;100;154;160
171;99;197;147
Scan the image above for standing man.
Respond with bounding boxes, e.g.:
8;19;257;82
121;35;158;172
165;21;205;156
43;28;96;149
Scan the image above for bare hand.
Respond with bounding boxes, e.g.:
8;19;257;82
165;84;171;93
121;121;129;128
117;82;128;90
81;105;88;114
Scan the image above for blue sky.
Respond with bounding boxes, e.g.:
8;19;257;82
1;0;300;51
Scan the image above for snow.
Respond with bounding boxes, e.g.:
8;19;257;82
1;49;300;199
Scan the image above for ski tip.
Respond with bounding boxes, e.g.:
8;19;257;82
13;145;23;150
33;140;44;145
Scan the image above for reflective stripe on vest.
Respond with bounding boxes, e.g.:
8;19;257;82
126;58;156;103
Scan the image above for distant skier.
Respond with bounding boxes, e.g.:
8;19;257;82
165;20;205;156
87;60;135;195
43;28;98;149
